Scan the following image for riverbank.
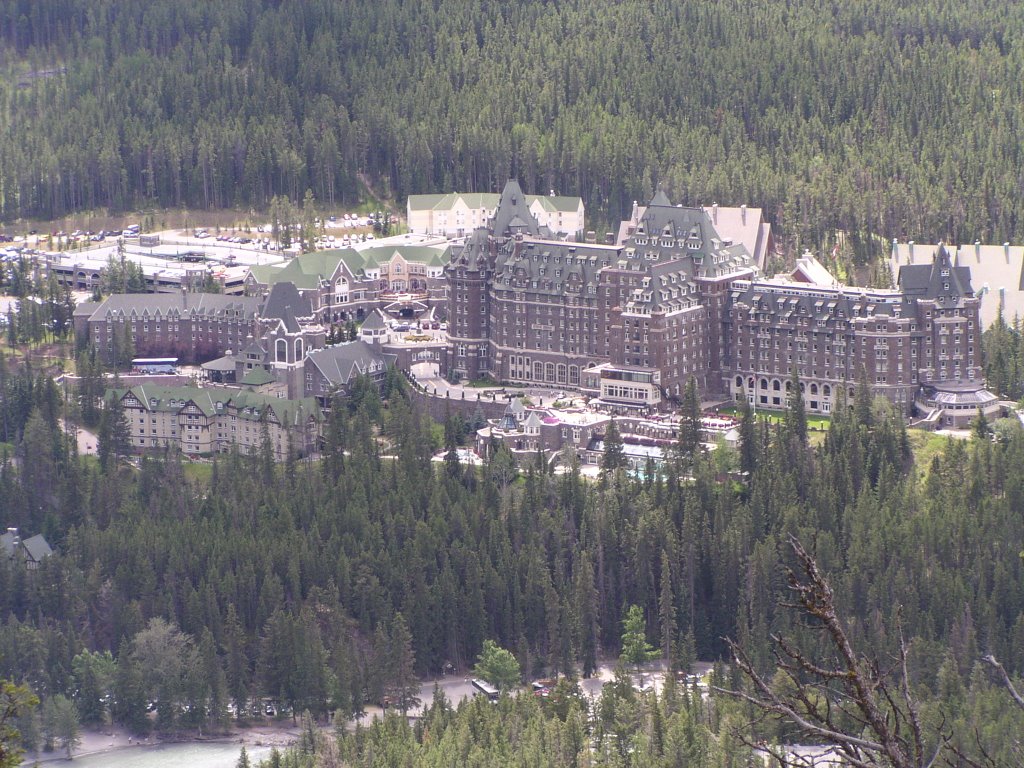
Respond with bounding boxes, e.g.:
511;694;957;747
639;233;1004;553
23;722;300;765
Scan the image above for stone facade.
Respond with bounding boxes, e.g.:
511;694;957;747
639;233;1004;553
443;182;983;416
443;182;758;400
727;245;981;414
74;293;264;364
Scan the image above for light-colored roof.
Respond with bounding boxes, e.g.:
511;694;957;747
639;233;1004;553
407;191;582;214
200;355;237;372
618;203;771;269
356;245;450;268
249;243;450;288
891;242;999;324
790;251;838;286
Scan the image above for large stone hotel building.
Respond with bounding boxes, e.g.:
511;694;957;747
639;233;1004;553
443;180;984;417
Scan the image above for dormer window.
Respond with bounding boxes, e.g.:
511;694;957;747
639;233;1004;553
940;268;950;277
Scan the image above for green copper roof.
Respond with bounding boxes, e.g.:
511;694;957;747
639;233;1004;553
357;245;451;268
408;190;581;214
240;367;276;386
108;385;323;424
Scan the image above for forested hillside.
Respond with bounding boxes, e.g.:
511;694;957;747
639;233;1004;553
1;361;1024;760
2;0;1024;247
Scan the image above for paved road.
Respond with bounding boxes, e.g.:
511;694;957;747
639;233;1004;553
62;420;98;455
359;659;716;721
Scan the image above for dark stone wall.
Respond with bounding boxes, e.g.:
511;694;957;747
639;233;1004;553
404;378;512;424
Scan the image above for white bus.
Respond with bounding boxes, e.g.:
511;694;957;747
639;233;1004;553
132;357;178;374
471;679;499;701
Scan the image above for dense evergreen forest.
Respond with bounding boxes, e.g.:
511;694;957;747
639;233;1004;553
1;356;1024;763
2;0;1024;247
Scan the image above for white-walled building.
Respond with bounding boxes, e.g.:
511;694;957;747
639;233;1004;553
407;190;584;239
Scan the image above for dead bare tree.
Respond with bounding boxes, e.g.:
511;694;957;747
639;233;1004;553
717;535;953;768
982;655;1024;711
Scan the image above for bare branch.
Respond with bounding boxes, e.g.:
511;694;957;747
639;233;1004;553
718;535;973;768
983;654;1024;711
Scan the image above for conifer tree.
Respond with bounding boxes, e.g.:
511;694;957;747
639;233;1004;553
620;605;658;685
677;376;703;462
389;613;420;714
600;418;626;475
659;550;677;668
785;368;807;447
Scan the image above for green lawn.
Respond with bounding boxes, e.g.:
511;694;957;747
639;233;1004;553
907;430;955;481
714;405;831;431
183;462;213;485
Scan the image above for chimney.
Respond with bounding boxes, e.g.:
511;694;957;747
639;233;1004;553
6;527;18;547
974;240;981;261
908;241;915;262
712;203;718;224
631;201;639;223
1005;242;1011;262
740;204;747;225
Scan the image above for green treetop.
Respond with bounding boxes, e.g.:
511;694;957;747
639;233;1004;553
473;640;521;692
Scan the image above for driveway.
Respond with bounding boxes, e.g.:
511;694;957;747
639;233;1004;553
62;420;98;455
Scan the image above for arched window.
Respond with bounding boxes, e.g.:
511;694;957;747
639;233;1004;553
533;361;543;380
823;384;831;397
556;364;567;384
276;338;287;363
773;380;781;391
735;376;743;388
785;381;792;393
810;383;818;395
295;338;304;360
545;362;555;382
759;378;768;390
569;365;580;385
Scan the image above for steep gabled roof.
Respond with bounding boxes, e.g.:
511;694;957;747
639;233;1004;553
109;384;321;422
21;534;52;563
491;180;542;238
262;281;312;325
82;293;262;323
649;189;672;207
305;341;396;387
898;244;974;307
360;308;388;332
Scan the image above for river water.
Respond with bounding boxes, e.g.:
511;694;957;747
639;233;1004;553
33;743;275;768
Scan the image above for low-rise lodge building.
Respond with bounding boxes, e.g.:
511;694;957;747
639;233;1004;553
108;385;323;458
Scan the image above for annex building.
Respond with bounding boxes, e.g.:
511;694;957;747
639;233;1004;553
442;180;987;419
244;237;452;324
408;190;585;239
109;385;322;458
